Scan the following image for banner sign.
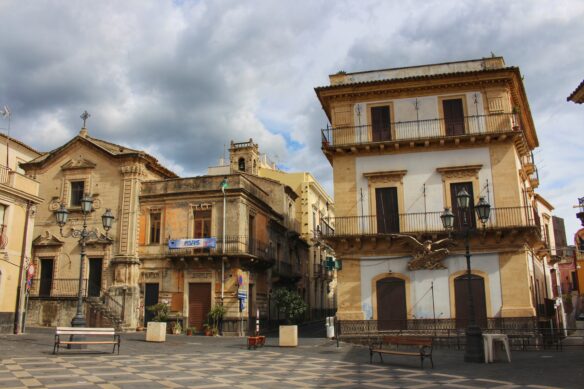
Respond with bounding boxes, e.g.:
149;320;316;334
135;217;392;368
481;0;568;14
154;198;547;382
168;237;217;249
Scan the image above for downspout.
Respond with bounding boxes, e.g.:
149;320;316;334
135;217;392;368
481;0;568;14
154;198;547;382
14;200;32;334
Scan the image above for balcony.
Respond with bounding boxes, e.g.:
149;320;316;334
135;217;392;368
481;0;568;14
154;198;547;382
165;235;275;262
0;163;40;195
272;260;302;280
321;113;522;156
29;278;88;298
322;206;537;237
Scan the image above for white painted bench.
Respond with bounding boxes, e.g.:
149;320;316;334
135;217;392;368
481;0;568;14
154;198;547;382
53;327;120;355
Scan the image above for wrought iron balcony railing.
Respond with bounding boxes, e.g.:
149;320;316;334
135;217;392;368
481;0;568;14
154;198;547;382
166;235;275;261
322;206;536;237
321;112;519;148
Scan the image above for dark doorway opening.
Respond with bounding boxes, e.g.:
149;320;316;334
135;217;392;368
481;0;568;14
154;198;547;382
144;283;159;325
88;258;103;297
39;258;54;297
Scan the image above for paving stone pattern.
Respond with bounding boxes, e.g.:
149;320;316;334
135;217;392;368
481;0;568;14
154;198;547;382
0;349;564;389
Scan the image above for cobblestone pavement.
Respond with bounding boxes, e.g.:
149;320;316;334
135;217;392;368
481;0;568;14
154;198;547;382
1;328;583;388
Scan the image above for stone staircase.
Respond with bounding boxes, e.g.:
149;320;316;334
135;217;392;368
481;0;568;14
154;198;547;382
87;296;124;331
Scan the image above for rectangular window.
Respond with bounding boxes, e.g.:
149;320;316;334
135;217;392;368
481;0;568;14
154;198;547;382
70;181;85;207
193;209;211;238
149;212;161;244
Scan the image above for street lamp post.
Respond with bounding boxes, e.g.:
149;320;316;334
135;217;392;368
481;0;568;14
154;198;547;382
441;189;490;363
55;194;114;327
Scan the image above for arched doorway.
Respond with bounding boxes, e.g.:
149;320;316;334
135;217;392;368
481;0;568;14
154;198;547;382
454;274;487;329
376;277;407;330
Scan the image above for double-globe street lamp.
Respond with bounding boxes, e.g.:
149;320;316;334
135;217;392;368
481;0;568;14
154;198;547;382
441;188;491;363
55;194;114;327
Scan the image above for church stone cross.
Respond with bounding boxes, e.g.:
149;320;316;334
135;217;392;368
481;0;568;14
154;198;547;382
80;110;91;128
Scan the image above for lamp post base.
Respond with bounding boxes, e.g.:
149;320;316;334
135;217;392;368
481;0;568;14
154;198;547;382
464;324;484;363
68;314;87;349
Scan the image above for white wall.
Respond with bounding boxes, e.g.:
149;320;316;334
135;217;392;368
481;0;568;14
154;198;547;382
355;147;494;217
360;253;502;320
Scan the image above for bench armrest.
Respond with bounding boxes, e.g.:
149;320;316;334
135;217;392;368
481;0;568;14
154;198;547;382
369;341;383;350
420;345;432;357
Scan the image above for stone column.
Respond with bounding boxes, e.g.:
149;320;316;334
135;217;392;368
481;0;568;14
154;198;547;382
109;163;145;330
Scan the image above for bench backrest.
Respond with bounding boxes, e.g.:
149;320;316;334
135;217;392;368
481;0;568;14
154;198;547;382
383;336;433;346
56;327;116;335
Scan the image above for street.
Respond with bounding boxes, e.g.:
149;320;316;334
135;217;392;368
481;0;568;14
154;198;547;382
1;327;584;388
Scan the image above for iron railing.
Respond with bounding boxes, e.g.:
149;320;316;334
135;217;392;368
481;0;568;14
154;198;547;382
272;260;301;278
29;278;88;298
0;164;9;184
166;235;275;260
323;206;536;237
321;113;519;148
100;288;125;323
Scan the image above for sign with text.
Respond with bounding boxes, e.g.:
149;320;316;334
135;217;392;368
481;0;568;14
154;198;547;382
168;237;216;249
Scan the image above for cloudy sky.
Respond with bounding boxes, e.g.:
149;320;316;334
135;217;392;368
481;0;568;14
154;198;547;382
1;0;583;240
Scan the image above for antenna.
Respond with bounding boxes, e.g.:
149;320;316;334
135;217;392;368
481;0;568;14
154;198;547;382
1;106;11;168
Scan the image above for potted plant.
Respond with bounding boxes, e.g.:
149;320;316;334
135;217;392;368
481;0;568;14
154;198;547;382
203;323;213;336
146;303;169;342
186;326;195;336
272;288;307;347
172;321;182;335
208;304;226;336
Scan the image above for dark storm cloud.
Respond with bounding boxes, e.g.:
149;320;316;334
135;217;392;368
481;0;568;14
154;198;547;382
0;0;583;236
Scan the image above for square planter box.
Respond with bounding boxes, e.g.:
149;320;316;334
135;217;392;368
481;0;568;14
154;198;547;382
146;322;167;342
279;325;298;347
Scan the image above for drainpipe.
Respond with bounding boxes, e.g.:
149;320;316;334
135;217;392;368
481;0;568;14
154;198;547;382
14;200;32;334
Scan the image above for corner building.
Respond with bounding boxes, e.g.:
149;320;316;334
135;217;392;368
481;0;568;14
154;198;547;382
315;57;561;331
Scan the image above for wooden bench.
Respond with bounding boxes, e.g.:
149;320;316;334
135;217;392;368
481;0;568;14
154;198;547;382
369;336;433;368
247;335;266;350
53;327;120;355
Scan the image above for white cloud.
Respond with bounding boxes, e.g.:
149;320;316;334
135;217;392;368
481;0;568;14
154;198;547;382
0;0;583;239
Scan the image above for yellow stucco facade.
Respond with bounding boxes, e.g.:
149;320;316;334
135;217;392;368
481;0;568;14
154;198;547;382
0;134;42;333
315;57;555;325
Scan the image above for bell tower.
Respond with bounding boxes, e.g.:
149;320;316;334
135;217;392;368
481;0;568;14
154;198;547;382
229;139;260;175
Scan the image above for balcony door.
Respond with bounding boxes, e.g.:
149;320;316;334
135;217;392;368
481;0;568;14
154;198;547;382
443;99;465;136
454;274;487;329
371;106;391;142
450;182;476;230
376;277;407;330
376;187;399;233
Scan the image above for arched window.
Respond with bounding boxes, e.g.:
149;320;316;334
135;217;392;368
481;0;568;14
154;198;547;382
238;158;245;172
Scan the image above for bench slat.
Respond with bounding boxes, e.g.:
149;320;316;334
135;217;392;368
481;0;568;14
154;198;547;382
57;331;115;336
59;341;118;345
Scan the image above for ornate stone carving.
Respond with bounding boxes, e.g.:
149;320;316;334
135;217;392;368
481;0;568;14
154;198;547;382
436;165;482;180
391;234;455;270
364;170;407;185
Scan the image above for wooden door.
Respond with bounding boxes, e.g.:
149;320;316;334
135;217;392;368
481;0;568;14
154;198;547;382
371;106;391;142
88;258;102;297
376;277;407;330
248;283;256;334
376;187;400;233
189;283;212;330
454;274;487;329
443;99;465;136
39;258;53;297
450;182;476;230
144;283;159;324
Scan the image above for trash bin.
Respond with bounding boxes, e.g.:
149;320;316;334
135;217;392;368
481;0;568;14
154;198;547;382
326;316;335;339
